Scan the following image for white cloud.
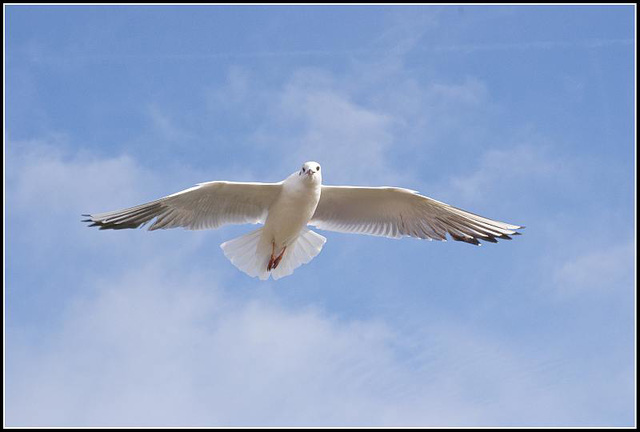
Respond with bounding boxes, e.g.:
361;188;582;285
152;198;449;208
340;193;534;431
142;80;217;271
7;260;394;426
442;143;562;207
553;241;635;299
6;140;150;257
146;103;195;143
244;67;408;186
239;63;500;193
206;65;252;109
6;261;578;427
280;74;397;185
8;138;151;214
247;71;493;190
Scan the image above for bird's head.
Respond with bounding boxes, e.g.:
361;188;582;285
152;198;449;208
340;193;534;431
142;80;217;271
299;161;322;184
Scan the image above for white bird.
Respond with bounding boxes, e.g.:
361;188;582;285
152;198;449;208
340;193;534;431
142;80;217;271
83;161;524;280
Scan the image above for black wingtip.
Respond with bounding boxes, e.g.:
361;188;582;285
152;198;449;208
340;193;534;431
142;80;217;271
450;232;481;246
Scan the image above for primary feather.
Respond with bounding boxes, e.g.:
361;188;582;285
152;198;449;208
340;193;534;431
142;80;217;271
310;186;522;245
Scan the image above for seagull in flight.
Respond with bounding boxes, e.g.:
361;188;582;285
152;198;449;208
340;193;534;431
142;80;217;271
83;161;524;280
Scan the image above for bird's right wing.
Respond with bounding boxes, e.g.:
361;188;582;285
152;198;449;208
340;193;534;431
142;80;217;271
84;181;282;231
310;185;523;245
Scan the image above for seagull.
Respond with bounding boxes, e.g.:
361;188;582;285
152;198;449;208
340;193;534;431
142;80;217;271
83;161;524;280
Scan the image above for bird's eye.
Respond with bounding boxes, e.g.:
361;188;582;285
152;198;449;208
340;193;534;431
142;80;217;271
316;166;320;171
302;167;306;172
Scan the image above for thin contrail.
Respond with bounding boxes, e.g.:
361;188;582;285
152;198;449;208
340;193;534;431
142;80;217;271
423;38;633;53
29;38;633;64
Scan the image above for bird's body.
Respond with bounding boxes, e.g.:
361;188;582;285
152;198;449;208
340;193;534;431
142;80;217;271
84;161;524;280
262;164;322;257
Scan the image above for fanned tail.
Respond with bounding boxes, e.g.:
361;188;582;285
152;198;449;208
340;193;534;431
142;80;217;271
220;227;271;280
220;227;326;280
270;228;326;280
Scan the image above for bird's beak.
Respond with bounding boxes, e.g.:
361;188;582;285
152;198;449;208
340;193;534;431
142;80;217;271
306;170;315;177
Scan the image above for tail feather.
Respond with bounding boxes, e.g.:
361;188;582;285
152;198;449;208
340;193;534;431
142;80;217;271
220;228;271;280
270;228;326;280
220;227;326;280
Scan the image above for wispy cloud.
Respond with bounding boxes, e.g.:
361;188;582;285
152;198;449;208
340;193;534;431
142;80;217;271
238;67;409;186
146;103;195;143
277;71;400;185
5;258;584;427
553;241;635;299
441;144;563;207
7;138;150;214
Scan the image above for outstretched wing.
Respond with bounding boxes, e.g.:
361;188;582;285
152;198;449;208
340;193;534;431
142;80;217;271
309;185;523;245
84;181;282;231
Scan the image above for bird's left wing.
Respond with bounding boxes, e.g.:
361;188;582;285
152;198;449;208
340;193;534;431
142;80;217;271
309;185;523;245
84;181;282;231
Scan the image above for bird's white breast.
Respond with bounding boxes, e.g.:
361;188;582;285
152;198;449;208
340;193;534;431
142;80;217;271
262;174;321;248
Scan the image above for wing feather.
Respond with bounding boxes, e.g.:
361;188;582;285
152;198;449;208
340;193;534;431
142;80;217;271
83;181;282;231
310;185;523;245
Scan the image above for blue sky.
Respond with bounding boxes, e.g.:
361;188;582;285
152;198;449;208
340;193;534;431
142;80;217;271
5;5;635;427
